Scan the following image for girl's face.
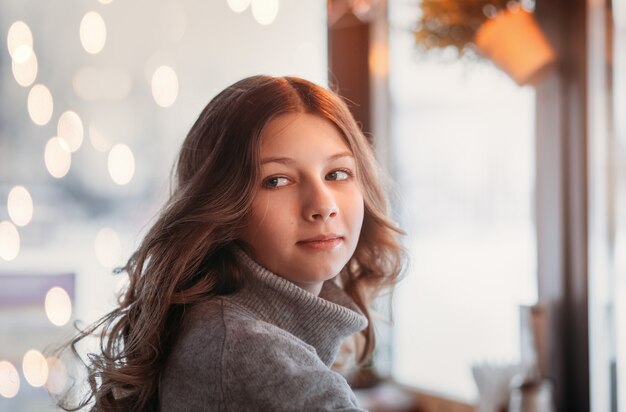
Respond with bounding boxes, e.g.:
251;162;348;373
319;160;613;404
240;112;365;296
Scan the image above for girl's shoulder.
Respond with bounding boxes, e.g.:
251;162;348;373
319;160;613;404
161;296;366;411
176;295;314;354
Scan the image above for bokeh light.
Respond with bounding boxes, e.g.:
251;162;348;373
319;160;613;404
22;350;48;388
73;66;132;101
27;84;54;126
227;0;251;13
151;65;178;107
7;21;33;63
44;137;72;178
72;66;99;101
369;41;389;77
108;144;135;185
7;186;33;227
0;221;20;261
100;68;133;100
88;123;112;152
57;111;84;152
45;287;72;327
0;360;20;398
11;49;38;87
251;0;279;25
45;357;67;395
12;44;33;65
94;228;122;268
80;11;107;54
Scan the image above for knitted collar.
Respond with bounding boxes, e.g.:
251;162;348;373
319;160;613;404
231;247;368;367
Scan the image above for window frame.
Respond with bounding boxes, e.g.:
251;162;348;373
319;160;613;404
534;0;590;410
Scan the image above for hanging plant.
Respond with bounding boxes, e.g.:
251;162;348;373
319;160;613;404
413;0;556;85
414;0;514;57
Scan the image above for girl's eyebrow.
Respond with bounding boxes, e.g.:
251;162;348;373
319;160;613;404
261;152;354;165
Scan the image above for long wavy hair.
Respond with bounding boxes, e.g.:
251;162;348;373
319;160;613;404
58;75;405;411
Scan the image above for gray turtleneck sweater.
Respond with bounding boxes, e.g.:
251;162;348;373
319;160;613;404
159;249;369;411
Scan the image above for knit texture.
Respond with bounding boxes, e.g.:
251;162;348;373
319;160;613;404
159;248;369;411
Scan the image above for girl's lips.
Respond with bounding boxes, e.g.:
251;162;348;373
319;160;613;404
297;237;343;250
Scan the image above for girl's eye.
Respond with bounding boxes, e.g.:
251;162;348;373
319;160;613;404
326;169;352;181
263;176;289;189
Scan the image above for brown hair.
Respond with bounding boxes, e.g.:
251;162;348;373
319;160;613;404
58;75;405;411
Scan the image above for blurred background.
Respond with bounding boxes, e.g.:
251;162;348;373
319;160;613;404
0;0;624;411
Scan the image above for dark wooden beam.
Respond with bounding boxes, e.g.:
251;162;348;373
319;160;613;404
327;7;372;136
534;0;590;410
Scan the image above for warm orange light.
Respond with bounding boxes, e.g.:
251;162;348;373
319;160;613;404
475;8;556;86
368;41;388;77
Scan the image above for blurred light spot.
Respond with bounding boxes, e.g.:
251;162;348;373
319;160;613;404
12;44;33;64
507;1;522;12
151;65;178;107
22;350;48;388
7;186;33;227
94;228;122;268
45;357;67;395
520;0;535;11
483;4;498;19
7;21;33;62
80;12;106;54
27;84;53;126
72;66;99;101
73;66;131;101
0;221;20;261
227;0;251;13
101;67;132;100
11;49;37;87
251;0;279;25
143;52;167;84
99;0;114;4
45;287;72;327
57;111;84;152
108;144;135;185
369;41;389;77
88;123;112;152
0;360;20;398
45;137;71;178
352;0;372;20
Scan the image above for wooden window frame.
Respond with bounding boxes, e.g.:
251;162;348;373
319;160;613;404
534;0;590;410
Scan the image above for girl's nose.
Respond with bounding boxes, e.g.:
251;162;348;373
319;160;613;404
309;206;338;222
302;181;338;222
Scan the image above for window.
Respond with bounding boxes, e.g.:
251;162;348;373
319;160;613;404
389;0;538;401
589;0;626;409
615;0;626;404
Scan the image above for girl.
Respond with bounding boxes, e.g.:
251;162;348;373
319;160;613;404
60;75;405;411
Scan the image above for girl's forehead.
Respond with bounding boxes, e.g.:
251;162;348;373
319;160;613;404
259;112;352;154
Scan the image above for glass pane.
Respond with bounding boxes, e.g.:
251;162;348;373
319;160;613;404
588;1;620;411
611;1;626;410
389;0;538;401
